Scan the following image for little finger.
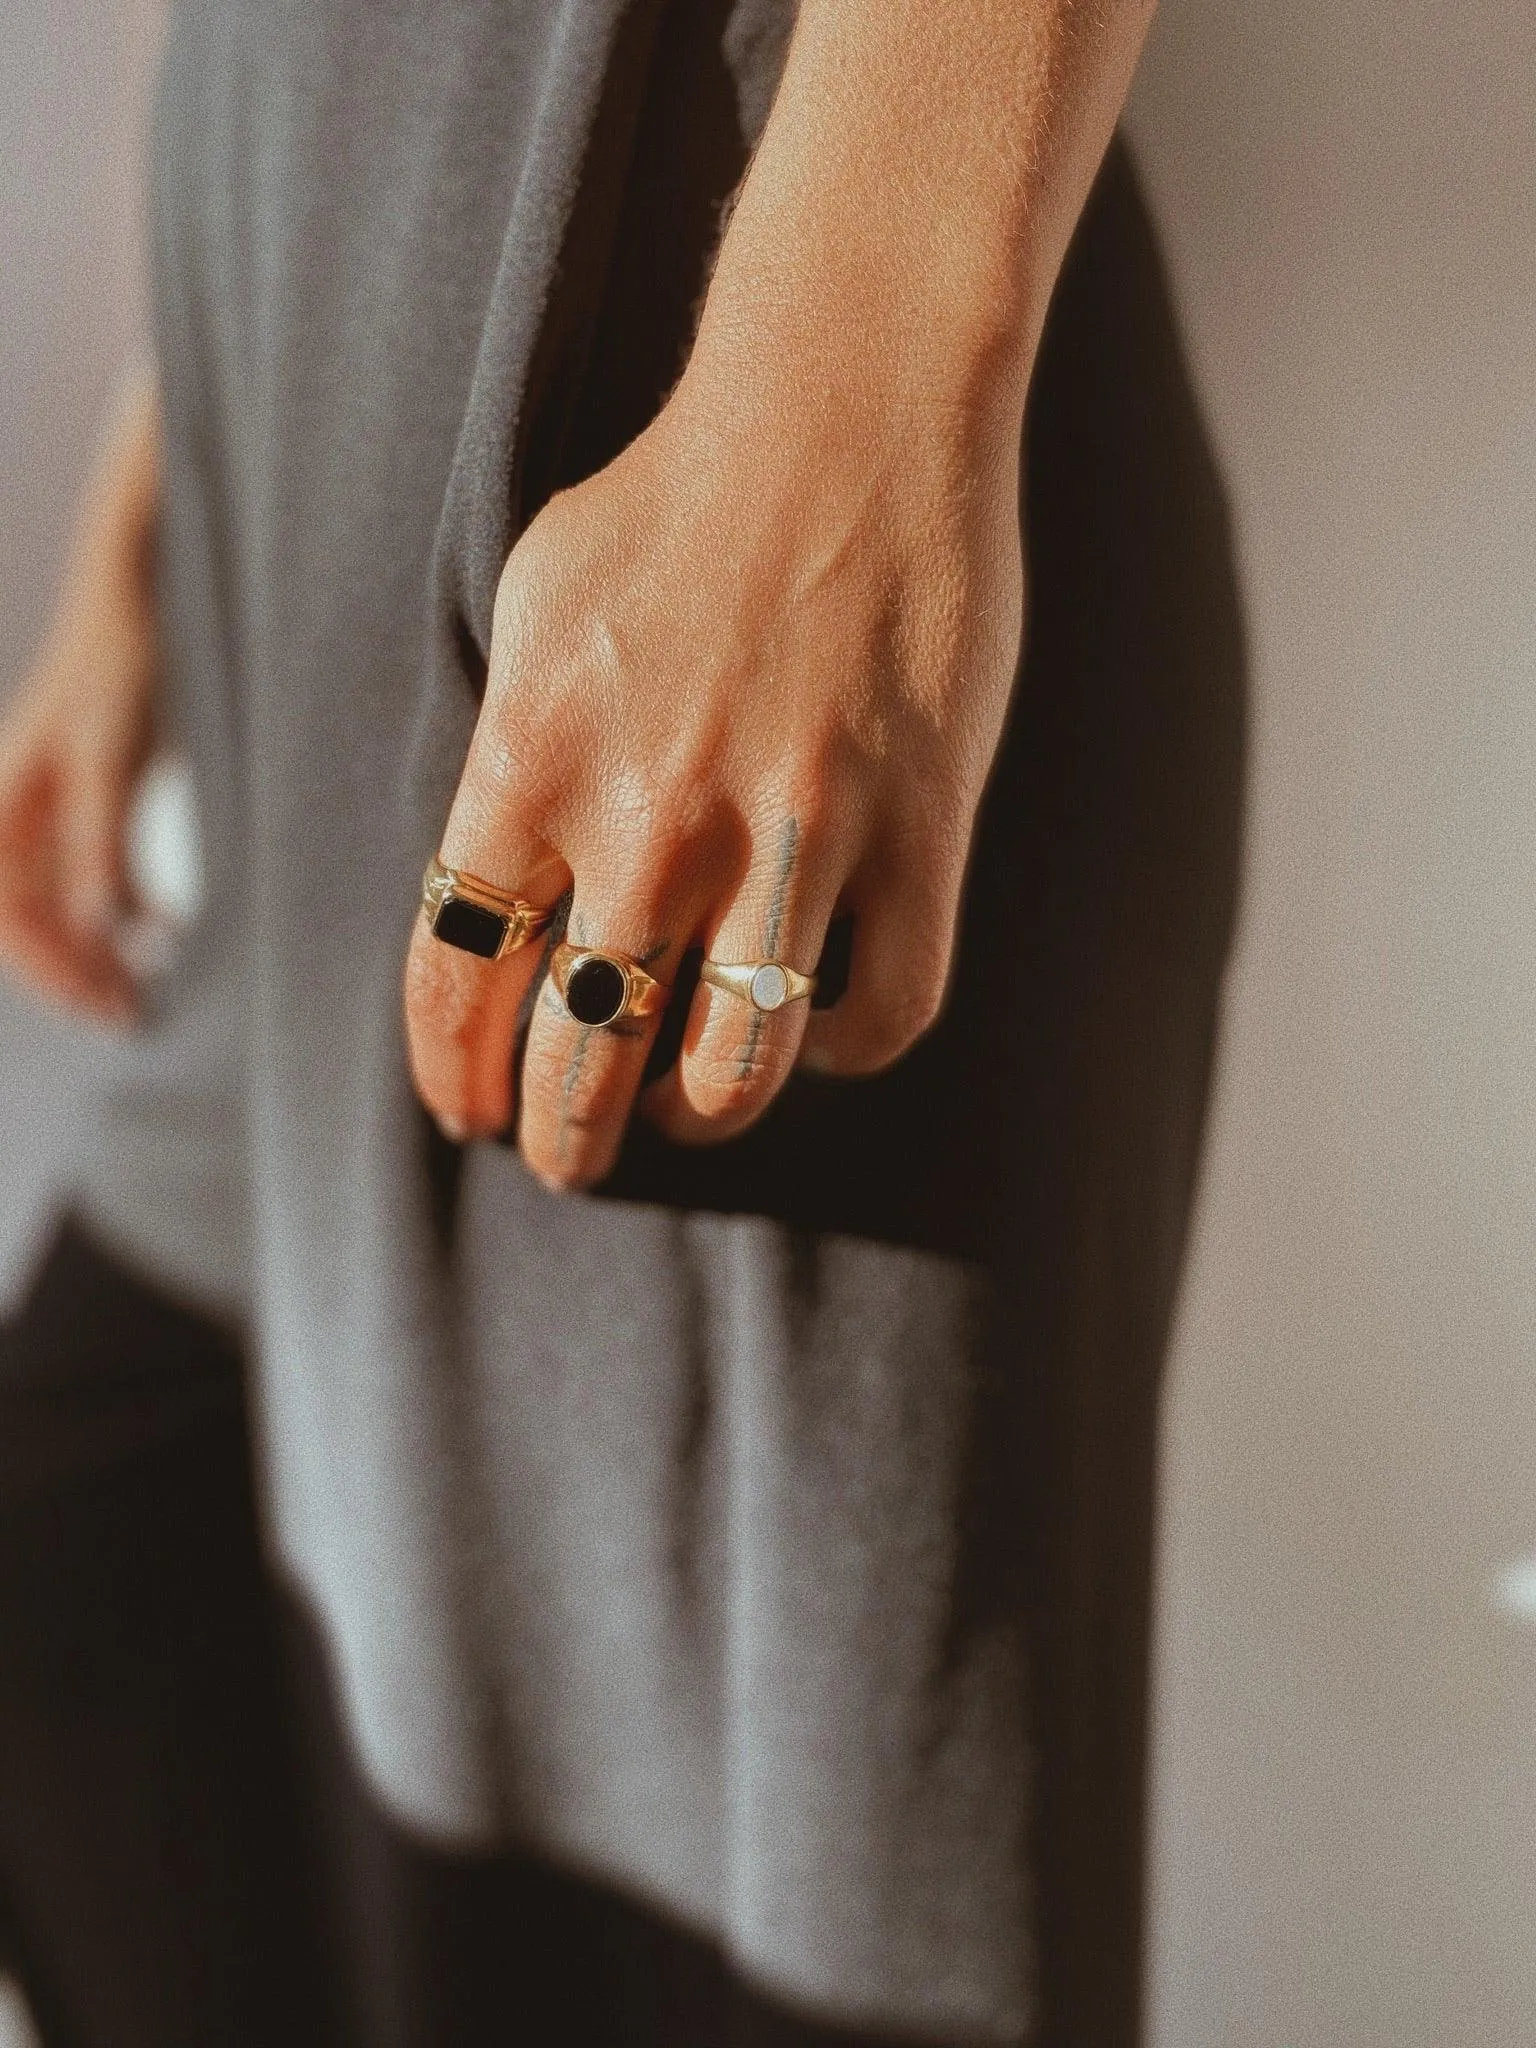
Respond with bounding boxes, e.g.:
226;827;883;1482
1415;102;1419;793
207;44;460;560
798;855;963;1078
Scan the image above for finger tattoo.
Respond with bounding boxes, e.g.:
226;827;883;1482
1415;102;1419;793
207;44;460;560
735;816;799;1082
764;816;798;956
558;1024;595;1164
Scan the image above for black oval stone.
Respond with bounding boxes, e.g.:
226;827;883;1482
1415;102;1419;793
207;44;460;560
565;954;628;1026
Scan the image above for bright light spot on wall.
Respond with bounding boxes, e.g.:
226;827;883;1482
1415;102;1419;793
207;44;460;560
1492;1557;1536;1620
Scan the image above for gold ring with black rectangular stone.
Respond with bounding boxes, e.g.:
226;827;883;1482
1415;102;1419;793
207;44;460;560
550;942;668;1027
421;856;553;962
699;958;816;1013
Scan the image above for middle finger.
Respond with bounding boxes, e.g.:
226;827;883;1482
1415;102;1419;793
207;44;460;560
517;862;706;1190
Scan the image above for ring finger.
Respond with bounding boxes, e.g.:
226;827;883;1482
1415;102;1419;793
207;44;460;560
644;814;839;1147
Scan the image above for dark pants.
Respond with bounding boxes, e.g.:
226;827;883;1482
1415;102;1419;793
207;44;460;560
0;1225;1024;2048
0;1225;328;2048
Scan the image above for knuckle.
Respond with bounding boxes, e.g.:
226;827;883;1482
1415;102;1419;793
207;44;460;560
486;607;536;712
491;522;561;649
487;588;577;744
591;787;718;911
476;714;549;810
613;769;679;849
478;681;573;831
628;759;715;842
778;760;850;865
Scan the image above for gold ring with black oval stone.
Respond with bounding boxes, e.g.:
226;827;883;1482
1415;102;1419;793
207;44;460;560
421;856;554;962
699;958;816;1013
550;942;669;1027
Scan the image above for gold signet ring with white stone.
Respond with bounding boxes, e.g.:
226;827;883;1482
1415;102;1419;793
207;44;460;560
699;958;816;1014
421;856;553;961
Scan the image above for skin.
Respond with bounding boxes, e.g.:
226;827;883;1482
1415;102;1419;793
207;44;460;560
3;0;1156;1189
0;369;159;1025
407;0;1158;1188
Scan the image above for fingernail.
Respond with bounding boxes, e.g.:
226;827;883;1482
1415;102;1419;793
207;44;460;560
438;1116;469;1143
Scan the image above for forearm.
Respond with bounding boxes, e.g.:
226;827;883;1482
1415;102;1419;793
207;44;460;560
692;0;1156;431
56;364;161;638
0;365;160;1019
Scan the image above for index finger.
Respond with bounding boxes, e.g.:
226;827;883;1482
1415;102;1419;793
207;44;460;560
403;840;570;1140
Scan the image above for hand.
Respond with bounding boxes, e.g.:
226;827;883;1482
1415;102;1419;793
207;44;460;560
403;345;1026;1189
403;0;1153;1190
0;377;160;1024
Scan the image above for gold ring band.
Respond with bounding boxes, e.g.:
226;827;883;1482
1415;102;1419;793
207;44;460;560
421;856;553;961
550;942;668;1028
700;958;816;1013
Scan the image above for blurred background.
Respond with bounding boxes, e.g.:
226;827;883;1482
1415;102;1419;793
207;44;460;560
1;1;1533;2043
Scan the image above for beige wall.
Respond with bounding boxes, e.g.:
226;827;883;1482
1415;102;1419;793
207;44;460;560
1128;2;1536;2042
0;1;162;1301
0;1;1533;2040
0;0;159;684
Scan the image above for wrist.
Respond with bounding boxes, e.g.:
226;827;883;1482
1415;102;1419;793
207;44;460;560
689;0;1074;447
63;374;160;629
692;163;1037;463
681;0;1156;465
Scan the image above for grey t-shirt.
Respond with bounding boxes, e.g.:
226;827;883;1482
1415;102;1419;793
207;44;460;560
72;3;1034;2037
62;0;1243;2037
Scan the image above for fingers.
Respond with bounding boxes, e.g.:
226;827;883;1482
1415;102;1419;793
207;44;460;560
407;752;965;1170
799;845;963;1078
643;814;838;1146
0;894;136;1023
0;743;137;1025
516;853;711;1189
408;831;965;1169
63;750;133;936
402;836;570;1142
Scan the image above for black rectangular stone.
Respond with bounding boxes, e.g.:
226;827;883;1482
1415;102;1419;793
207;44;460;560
432;896;506;959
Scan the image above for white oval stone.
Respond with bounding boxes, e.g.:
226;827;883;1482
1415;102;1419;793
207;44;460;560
750;962;789;1011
